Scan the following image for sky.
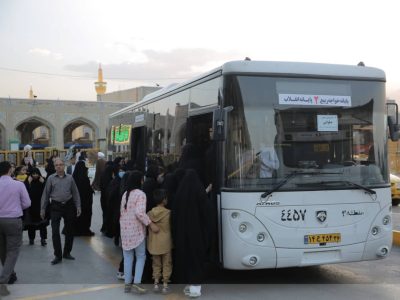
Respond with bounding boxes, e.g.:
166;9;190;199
0;0;399;101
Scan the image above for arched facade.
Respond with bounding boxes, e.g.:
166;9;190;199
63;117;99;149
0;97;130;151
15;116;55;149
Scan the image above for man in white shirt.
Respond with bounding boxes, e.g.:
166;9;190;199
259;143;279;178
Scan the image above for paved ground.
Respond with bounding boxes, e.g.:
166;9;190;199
1;191;400;299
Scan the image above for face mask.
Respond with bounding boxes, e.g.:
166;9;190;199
118;171;125;179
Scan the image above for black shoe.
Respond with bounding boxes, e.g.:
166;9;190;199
8;272;17;284
41;239;47;246
51;257;62;265
63;254;75;260
29;239;34;245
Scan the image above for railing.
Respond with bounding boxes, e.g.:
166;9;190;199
0;148;99;167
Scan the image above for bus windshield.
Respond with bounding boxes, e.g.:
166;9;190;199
224;75;388;191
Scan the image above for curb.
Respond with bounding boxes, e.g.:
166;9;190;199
393;230;400;246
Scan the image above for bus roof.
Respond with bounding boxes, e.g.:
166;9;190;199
110;60;385;117
221;60;385;79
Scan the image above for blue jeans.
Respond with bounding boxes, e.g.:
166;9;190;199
123;239;146;284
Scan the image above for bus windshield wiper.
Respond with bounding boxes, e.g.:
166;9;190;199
261;171;342;198
316;180;376;195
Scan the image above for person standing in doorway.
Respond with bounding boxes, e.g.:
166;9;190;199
0;161;31;297
40;158;81;265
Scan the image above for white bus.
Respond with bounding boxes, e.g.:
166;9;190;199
109;60;397;269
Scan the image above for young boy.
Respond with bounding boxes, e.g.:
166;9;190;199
147;189;172;294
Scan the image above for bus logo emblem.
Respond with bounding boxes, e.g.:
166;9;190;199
316;211;327;223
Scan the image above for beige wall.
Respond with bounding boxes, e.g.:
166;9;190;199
0;97;130;151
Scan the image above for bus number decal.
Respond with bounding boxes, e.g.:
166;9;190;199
281;209;306;222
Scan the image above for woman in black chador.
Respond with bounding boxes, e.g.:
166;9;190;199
105;164;122;240
72;161;94;236
99;162;114;234
142;163;159;212
24;168;48;246
44;156;56;179
171;168;212;296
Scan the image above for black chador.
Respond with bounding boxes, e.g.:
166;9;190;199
171;168;212;284
24;168;48;245
72;161;94;236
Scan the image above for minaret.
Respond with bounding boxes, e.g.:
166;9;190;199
95;64;107;101
29;86;37;99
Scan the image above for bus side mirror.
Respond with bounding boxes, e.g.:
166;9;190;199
387;102;400;141
212;106;233;141
388;116;400;141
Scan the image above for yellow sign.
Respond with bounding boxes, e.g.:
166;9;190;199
304;233;341;244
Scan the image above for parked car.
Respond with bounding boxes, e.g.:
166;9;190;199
390;173;400;206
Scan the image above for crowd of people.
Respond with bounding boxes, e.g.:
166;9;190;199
0;143;216;298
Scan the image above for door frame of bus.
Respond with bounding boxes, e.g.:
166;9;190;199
187;105;224;265
210;105;234;266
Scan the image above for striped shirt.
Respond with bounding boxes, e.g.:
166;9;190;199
41;172;81;211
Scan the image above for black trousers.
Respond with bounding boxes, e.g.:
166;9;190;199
28;226;47;241
50;200;75;258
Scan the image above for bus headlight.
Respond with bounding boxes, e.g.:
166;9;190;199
257;233;266;242
382;215;391;225
371;226;380;235
239;223;247;233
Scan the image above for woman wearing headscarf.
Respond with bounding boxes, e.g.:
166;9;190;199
120;170;159;294
178;143;206;186
142;163;159;213
21;145;36;175
105;164;122;240
72;161;94;236
24;168;48;246
99;162;114;234
44;156;56;180
171;168;211;298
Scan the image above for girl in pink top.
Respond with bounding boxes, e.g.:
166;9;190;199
120;170;158;294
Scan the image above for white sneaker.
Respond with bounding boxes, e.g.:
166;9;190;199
183;285;191;296
189;285;201;298
116;272;124;280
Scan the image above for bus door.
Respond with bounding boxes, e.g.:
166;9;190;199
131;126;147;172
187;109;219;263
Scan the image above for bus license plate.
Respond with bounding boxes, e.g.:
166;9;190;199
304;233;341;244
